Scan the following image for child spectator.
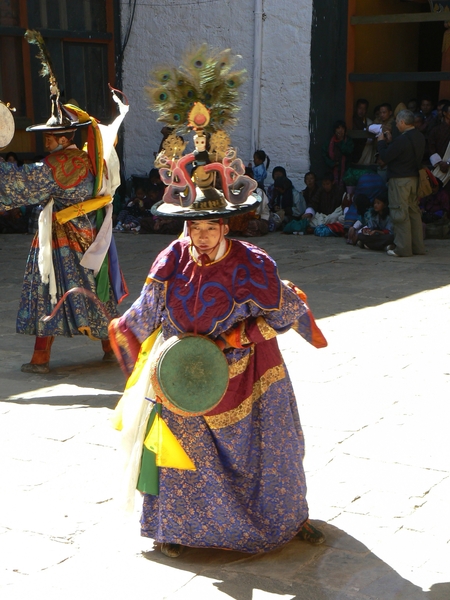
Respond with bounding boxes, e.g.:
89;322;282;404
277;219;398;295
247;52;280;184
266;166;286;204
355;192;395;251
346;194;372;244
302;171;319;207
250;150;270;190
302;173;343;226
114;185;147;232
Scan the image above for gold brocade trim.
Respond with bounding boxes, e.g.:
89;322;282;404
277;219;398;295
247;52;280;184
45;149;91;189
204;364;285;429
256;317;277;341
240;321;251;345
228;346;254;378
78;325;100;341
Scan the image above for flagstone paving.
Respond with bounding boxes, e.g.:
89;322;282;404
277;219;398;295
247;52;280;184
1;232;449;599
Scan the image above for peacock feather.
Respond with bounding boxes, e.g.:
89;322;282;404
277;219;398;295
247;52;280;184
146;44;246;134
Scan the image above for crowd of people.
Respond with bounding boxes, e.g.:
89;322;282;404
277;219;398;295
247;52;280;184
3;97;450;255
110;97;448;255
312;97;449;255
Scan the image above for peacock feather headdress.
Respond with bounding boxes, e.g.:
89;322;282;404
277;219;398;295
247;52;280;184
146;44;246;135
149;44;258;219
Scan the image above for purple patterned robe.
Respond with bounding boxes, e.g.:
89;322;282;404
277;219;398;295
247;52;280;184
112;237;326;553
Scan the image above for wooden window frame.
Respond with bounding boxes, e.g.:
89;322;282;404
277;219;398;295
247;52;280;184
346;2;450;123
0;0;117;154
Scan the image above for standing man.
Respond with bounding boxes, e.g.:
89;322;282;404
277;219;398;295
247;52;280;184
352;98;374;165
378;103;395;135
0;30;128;373
377;109;426;257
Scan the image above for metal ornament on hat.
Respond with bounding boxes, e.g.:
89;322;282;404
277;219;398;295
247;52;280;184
147;45;258;215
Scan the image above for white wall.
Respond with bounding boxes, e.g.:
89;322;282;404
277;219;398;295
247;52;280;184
119;0;312;191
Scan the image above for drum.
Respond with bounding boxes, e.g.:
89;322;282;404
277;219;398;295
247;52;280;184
151;334;229;417
0;101;15;150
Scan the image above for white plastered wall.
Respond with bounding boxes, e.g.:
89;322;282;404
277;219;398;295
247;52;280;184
119;0;312;191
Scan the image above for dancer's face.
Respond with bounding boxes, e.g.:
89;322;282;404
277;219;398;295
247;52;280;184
189;220;229;259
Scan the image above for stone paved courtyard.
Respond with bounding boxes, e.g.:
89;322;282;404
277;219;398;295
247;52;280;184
1;232;449;600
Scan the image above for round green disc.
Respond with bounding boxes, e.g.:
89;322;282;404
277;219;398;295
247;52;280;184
157;336;229;414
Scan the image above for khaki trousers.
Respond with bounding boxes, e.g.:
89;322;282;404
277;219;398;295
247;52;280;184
388;177;425;257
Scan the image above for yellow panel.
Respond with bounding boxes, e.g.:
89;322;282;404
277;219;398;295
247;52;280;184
3;129;34;154
352;0;428;113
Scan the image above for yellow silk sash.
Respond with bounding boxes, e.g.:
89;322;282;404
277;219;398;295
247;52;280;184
55;195;112;224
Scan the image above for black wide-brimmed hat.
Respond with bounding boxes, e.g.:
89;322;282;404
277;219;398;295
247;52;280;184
24;30;91;134
151;192;260;220
26;103;91;134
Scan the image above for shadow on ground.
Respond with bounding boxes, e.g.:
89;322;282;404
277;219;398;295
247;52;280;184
141;522;450;600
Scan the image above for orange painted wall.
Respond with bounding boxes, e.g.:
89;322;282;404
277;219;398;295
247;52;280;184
348;0;431;121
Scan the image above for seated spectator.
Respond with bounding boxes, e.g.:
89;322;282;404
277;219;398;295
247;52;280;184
271;175;294;221
0;207;29;233
250;150;270;190
419;97;439;136
302;171;319;206
266;166;287;204
322;120;354;190
420;186;450;223
428;102;450;179
353;170;387;201
229;167;270;236
414;112;424;130
407;99;418;113
114;185;147;232
346;193;372;244
246;187;271;236
302;173;344;227
153;216;183;235
148;167;165;199
372;105;381;122
4;151;22;166
139;186;167;234
419;97;439;162
354;192;395;251
436;99;450;123
343;170;386;232
352;98;374;165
